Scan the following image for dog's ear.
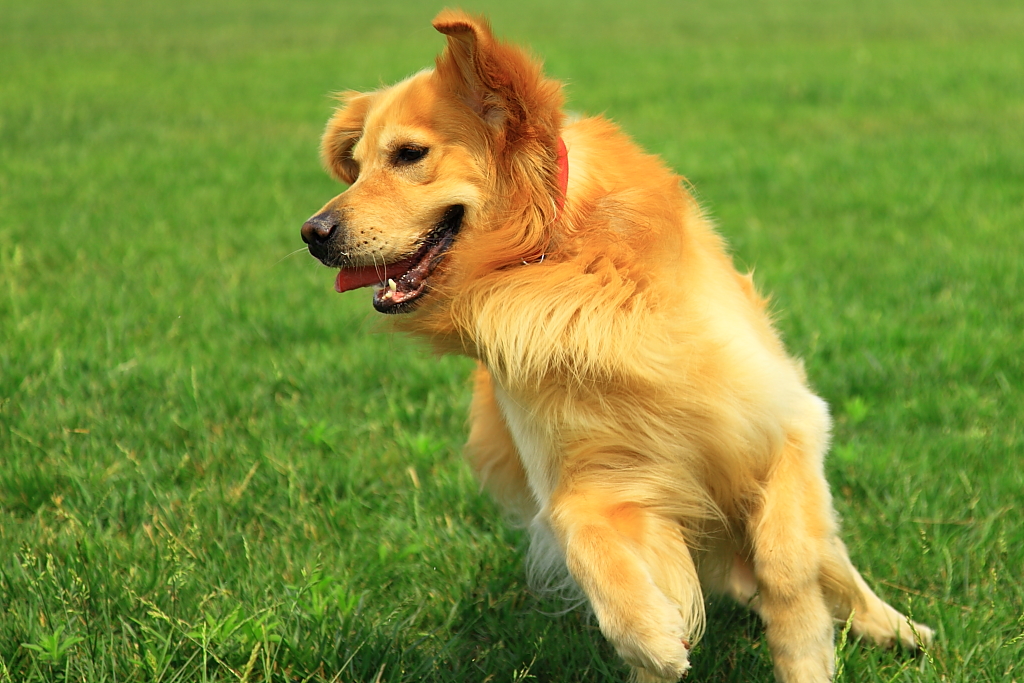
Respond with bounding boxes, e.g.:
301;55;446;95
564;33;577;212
321;91;372;185
432;9;561;141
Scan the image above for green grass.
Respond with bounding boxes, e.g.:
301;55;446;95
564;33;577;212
1;0;1022;680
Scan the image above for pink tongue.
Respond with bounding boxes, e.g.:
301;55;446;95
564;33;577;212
333;259;415;293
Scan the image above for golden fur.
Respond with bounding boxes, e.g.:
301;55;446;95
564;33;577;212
303;10;933;681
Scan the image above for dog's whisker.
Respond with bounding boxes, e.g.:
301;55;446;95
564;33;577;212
273;247;313;266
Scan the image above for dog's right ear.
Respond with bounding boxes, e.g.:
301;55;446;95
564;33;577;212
321;91;372;185
432;9;561;141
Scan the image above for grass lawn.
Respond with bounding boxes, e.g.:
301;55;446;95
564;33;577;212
1;0;1022;680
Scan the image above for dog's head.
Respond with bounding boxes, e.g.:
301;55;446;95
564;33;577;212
301;10;565;315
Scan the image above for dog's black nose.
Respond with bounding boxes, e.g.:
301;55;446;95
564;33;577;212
301;211;340;245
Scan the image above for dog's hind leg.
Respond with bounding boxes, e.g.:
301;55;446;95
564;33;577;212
465;364;537;521
747;435;837;683
548;484;701;682
820;537;934;650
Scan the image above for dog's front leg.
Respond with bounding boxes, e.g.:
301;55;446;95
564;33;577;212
549;485;701;683
464;365;538;521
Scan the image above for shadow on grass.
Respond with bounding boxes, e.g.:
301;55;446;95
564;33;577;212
348;564;776;683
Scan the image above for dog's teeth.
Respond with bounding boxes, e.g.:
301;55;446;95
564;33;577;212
377;279;397;300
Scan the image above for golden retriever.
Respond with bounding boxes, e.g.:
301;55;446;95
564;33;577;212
300;10;933;682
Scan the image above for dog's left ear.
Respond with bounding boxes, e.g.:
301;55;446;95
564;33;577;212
321;91;373;185
432;9;561;142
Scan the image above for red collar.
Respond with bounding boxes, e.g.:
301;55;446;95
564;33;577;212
556;137;569;212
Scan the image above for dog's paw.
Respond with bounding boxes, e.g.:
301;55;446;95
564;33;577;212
618;643;692;683
606;624;691;681
631;655;690;683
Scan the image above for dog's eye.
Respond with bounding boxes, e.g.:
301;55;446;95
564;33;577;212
394;145;429;164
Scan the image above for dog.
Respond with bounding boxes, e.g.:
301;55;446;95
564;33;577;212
300;10;933;682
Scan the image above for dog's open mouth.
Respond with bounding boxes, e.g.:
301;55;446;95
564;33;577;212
333;205;464;314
